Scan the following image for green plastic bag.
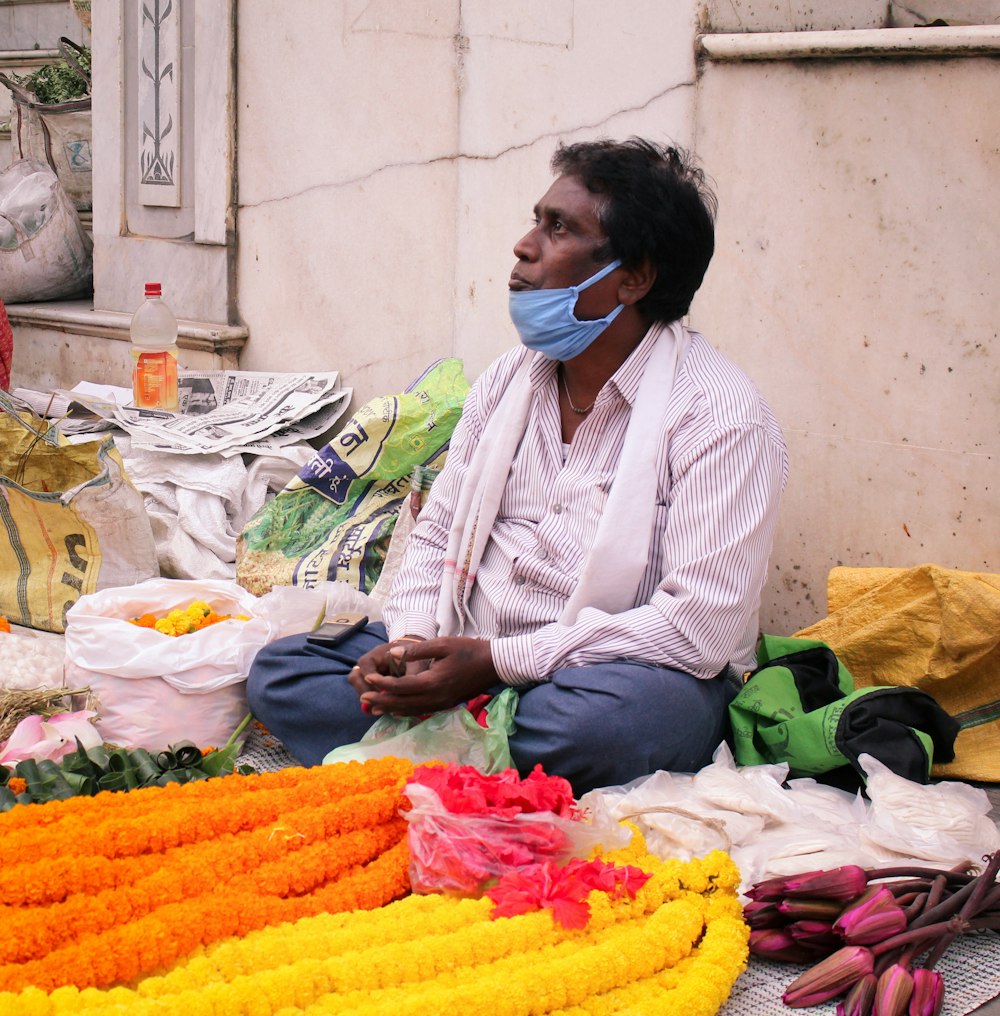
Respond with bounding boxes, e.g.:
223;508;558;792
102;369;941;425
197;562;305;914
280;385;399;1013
322;688;518;774
729;634;958;785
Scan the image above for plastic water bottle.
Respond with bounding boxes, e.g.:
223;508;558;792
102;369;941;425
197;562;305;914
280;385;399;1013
130;282;179;410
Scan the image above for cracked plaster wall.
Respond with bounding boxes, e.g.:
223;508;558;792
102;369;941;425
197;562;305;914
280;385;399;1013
234;0;702;393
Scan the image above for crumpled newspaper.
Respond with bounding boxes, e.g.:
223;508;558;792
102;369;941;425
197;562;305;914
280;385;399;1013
579;743;1000;896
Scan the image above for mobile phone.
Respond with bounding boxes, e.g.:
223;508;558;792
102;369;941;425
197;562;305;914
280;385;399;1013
306;613;369;647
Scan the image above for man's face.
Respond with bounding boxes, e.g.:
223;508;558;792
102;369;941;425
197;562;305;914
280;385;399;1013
509;173;620;319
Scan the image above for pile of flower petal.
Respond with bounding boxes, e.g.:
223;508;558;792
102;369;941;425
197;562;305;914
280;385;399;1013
0;759;751;1016
746;853;1000;1014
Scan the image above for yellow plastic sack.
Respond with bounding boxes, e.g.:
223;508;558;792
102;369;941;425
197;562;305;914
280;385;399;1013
236;359;469;596
796;565;1000;781
0;394;158;632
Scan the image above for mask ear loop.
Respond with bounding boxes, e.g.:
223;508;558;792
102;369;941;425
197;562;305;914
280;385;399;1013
572;258;622;297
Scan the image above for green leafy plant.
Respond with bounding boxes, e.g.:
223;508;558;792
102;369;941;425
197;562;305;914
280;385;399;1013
14;46;91;105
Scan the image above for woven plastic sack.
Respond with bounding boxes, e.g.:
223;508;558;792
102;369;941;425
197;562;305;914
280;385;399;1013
1;39;92;212
796;565;1000;782
237;358;468;595
0;160;92;303
0;391;158;633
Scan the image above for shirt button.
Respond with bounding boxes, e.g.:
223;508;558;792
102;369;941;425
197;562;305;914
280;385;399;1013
513;574;527;586
538;548;549;560
552;503;564;514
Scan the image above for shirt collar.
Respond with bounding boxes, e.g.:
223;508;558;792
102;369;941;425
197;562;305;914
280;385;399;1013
523;322;664;405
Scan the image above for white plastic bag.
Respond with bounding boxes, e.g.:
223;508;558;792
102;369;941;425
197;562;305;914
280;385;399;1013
859;753;1000;865
0;160;92;303
64;578;327;750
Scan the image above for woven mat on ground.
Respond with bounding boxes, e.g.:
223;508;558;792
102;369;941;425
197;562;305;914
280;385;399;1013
722;932;1000;1015
237;720;302;771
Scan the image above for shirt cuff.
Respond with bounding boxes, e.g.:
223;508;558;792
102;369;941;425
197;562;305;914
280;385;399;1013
385;614;439;643
490;634;547;687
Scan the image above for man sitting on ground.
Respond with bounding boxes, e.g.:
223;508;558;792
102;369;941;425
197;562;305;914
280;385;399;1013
248;137;788;795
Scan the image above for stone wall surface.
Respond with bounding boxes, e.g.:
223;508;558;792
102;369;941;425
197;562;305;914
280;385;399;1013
693;53;999;632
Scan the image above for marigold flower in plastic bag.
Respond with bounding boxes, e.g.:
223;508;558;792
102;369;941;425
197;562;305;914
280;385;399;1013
128;600;246;637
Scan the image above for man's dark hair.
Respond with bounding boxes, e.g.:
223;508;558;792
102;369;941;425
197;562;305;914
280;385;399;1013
551;137;717;324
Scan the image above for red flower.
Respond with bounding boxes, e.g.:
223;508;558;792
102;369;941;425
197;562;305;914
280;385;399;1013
408;764;577;820
486;858;650;928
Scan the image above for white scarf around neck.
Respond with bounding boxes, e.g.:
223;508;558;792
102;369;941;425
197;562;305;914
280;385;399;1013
435;320;691;637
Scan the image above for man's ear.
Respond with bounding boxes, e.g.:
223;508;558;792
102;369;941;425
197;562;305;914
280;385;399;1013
617;259;656;306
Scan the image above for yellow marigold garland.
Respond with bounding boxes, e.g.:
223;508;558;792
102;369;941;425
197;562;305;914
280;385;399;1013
0;837;749;1016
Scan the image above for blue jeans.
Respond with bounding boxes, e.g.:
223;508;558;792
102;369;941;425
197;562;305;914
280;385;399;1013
247;623;736;795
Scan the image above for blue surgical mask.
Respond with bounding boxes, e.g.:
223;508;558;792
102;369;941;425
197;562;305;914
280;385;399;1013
509;259;624;360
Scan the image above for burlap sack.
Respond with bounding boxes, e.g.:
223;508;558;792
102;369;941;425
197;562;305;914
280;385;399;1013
796;565;1000;781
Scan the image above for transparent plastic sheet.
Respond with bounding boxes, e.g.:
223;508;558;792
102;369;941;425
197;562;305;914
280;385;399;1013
323;688;517;774
403;780;629;896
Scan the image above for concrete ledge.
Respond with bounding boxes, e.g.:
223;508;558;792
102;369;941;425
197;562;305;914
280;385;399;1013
699;25;1000;61
5;299;248;358
0;49;61;65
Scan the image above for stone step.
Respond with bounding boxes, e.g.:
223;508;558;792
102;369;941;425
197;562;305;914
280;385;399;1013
5;300;248;393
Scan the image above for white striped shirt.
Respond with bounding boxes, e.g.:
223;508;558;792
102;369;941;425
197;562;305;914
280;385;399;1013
383;328;788;686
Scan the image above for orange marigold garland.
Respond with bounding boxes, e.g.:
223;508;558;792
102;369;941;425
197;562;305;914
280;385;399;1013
0;758;414;993
0;756;406;864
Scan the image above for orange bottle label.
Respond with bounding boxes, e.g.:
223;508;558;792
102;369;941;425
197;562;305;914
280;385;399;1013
133;350;178;410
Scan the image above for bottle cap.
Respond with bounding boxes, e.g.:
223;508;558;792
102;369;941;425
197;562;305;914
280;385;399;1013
144;282;162;298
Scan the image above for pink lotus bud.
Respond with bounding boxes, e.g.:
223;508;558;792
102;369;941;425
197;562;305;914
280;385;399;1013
744;900;784;929
750;928;825;964
834;886;909;945
837;973;877;1016
783;946;876;1007
782;865;869;902
787;918;841;949
908;969;944;1016
779;897;845;921
874;963;915;1016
